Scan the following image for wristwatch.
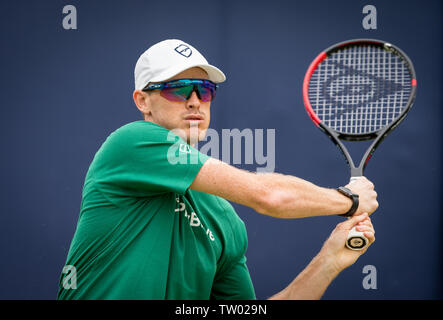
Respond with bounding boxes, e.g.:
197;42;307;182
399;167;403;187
336;186;359;217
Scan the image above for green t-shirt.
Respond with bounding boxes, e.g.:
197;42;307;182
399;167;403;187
57;121;256;300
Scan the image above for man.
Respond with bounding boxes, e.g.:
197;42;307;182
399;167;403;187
58;39;377;300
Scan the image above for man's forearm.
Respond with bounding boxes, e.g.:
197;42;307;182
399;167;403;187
268;253;340;300
255;172;352;218
191;158;353;219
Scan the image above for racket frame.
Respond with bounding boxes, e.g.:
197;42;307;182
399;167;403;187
303;39;417;250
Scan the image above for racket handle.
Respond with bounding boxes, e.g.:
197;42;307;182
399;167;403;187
346;226;369;250
345;176;369;250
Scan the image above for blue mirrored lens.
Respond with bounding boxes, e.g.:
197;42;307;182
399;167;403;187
159;79;216;102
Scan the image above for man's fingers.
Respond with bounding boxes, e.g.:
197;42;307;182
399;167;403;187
341;212;368;229
357;219;373;228
355;225;375;235
363;231;375;244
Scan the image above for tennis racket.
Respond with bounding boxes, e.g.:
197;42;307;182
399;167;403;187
302;39;417;250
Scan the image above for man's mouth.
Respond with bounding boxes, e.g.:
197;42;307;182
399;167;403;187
184;114;204;121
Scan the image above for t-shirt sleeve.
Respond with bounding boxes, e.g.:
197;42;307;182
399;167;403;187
210;255;256;300
89;121;210;198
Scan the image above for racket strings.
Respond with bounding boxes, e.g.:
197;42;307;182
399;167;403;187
308;44;412;135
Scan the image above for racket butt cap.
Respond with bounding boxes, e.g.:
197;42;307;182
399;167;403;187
346;226;369;250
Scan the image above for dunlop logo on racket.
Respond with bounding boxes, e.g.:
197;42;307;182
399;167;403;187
322;62;405;118
302;39;417;250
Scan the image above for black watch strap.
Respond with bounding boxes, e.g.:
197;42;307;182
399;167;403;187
337;187;359;217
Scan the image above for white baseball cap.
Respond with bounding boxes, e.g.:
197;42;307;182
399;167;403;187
134;39;226;90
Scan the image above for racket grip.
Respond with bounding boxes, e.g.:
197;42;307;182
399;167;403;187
346;176;368;250
346;226;369;250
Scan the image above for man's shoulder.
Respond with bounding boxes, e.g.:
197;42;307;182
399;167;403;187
106;120;179;145
114;120;167;136
89;121;173;170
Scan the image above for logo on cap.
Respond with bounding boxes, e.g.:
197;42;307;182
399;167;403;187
175;44;192;58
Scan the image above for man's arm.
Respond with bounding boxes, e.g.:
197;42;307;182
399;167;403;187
190;157;378;219
269;213;375;299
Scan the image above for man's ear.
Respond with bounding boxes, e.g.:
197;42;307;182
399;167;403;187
133;90;151;117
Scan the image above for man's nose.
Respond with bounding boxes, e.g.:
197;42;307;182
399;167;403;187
186;90;201;109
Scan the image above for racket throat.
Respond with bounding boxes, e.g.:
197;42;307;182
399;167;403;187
350;166;364;178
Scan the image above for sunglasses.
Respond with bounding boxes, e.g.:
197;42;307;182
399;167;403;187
142;79;218;102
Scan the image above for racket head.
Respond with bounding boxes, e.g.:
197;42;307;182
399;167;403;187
303;39;417;141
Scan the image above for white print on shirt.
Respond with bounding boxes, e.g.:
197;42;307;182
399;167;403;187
175;197;215;241
179;143;191;154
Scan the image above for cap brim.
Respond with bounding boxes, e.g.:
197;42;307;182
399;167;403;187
149;63;226;85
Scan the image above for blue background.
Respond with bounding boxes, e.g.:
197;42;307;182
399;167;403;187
0;0;441;299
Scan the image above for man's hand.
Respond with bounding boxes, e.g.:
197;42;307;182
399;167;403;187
345;177;378;216
320;213;375;273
